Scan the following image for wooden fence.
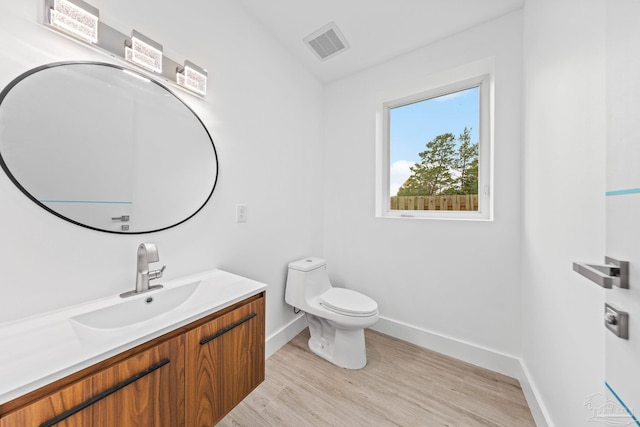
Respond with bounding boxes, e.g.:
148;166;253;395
390;194;478;211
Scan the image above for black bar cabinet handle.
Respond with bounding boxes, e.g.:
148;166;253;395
40;358;170;427
200;313;257;346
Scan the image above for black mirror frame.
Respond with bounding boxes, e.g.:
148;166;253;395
0;61;219;234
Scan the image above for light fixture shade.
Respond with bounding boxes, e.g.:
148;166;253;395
125;30;163;73
48;0;99;43
177;60;207;96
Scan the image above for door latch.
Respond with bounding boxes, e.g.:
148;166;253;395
605;303;629;339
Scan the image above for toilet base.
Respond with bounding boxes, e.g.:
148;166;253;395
306;314;368;369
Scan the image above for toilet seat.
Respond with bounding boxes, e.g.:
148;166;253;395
320;288;378;317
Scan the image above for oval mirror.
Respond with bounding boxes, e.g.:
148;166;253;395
0;62;218;234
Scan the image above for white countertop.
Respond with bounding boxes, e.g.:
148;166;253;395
0;269;267;405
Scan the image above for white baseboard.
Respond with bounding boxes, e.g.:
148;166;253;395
265;314;307;359
371;316;522;377
517;361;553;427
371;316;552;427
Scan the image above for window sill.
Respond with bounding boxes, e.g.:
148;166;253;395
377;210;493;221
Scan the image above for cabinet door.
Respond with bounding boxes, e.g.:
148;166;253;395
0;335;185;427
185;297;265;426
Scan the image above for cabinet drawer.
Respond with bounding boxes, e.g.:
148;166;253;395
0;335;185;427
186;296;265;426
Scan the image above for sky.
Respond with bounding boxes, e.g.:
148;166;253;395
389;86;479;196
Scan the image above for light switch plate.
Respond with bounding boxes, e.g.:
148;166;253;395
236;204;247;223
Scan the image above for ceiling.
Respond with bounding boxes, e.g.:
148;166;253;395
237;0;524;83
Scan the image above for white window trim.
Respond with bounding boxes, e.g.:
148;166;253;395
375;60;494;221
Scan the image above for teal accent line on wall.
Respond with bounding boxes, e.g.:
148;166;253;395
606;188;640;196
39;200;132;204
605;382;640;426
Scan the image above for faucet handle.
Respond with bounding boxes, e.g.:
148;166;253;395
149;265;166;281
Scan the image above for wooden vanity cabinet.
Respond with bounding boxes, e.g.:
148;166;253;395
0;293;265;427
0;336;185;427
186;297;265;426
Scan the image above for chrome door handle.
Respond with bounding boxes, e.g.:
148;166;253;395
572;256;628;289
111;215;130;222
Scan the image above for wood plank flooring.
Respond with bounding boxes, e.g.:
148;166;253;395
218;329;536;427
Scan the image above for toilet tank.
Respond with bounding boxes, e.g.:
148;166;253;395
285;257;332;308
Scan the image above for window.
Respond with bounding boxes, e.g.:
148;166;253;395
377;72;492;220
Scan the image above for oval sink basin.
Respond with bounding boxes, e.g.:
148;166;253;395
71;281;200;330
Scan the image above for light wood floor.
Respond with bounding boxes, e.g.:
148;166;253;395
219;329;536;427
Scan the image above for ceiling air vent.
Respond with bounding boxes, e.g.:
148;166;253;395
303;22;350;61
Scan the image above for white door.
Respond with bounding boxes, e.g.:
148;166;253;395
604;1;640;424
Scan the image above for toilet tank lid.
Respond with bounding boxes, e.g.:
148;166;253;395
288;257;326;272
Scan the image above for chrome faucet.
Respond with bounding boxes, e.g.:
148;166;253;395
120;243;166;298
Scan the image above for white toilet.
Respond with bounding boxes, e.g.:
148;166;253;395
285;257;379;369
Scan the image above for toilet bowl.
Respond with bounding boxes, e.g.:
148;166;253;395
285;257;379;369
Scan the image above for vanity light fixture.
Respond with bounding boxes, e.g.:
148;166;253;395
43;1;209;97
176;60;208;96
47;0;99;44
125;30;163;73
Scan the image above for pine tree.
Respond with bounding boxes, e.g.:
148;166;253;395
397;133;456;196
397;129;478;197
448;127;478;195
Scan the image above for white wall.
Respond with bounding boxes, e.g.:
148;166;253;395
521;0;607;425
0;0;324;347
323;12;523;364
